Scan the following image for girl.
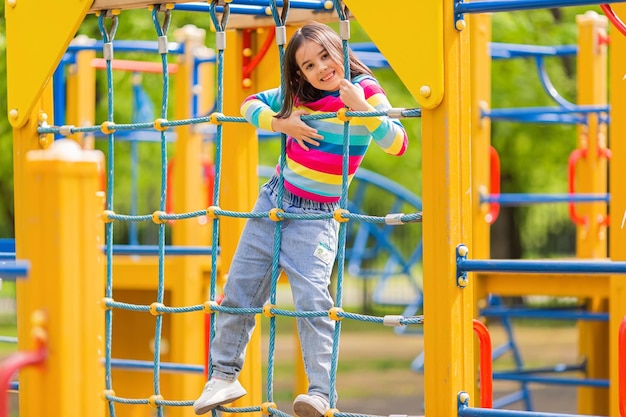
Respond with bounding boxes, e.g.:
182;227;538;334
194;21;408;417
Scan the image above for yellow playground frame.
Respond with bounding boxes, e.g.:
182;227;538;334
4;1;626;417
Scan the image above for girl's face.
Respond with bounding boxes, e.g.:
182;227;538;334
295;39;344;92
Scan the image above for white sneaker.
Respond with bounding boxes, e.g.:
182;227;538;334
293;394;329;417
193;379;247;415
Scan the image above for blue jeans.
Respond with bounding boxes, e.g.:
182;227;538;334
210;175;340;402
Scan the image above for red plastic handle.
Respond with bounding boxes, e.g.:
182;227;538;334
601;4;626;37
568;148;589;226
486;146;500;224
0;347;47;417
617;316;626;417
473;319;493;408
568;147;611;226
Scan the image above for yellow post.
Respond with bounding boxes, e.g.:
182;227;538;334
420;1;475;411
574;11;610;415
219;28;263;415
608;5;626;416
17;137;105;417
469;12;492;403
5;0;92;128
65;35;97;147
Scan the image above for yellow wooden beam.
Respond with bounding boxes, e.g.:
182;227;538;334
479;273;609;298
18;139;105;417
343;0;443;109
5;0;92;128
421;0;474;414
608;5;626;416
90;0;194;12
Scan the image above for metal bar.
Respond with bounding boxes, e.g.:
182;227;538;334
492;373;609;387
111;244;214;255
457;0;626;15
459;405;607;417
0;261;30;279
110;358;203;374
458;258;626;274
481;193;610;205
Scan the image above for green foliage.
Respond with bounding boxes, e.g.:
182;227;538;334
491;6;602;257
0;1;14;237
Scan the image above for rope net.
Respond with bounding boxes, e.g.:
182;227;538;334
39;1;423;416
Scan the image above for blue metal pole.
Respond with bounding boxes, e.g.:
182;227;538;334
0;260;30;279
481;193;610;205
111;244;214;255
458;258;626;274
457;0;626;14
459;406;606;417
492;373;609;387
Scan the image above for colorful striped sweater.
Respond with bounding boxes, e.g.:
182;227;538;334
241;75;408;203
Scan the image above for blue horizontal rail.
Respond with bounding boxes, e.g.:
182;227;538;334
458;258;626;274
493;374;608;388
490;43;577;59
111;245;214;256
481;193;610;205
480;306;609;321
175;0;334;14
0;260;30;279
459;405;606;417
110;358;203;374
484;106;610;125
457;0;626;14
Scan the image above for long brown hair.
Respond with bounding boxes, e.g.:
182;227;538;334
275;21;373;118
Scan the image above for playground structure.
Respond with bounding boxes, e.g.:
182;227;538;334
472;10;614;412
3;2;626;417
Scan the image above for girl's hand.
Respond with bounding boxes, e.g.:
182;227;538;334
272;109;324;151
339;79;370;111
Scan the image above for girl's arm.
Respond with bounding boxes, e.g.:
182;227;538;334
240;88;282;132
240;88;323;151
351;77;408;157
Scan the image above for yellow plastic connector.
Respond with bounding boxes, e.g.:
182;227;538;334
269;208;284;222
328;307;344;321
100;297;114;310
325;408;340;417
149;302;165;316
31;326;48;344
206;206;220;219
261;402;277;415
153;118;169;131
203;300;220;313
336;108;352;122
102;210;116;223
31;309;47;327
209;112;224;125
101;389;116;401
100;121;116;135
333;209;349;223
152;211;167;224
148;394;163;408
262;304;276;318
